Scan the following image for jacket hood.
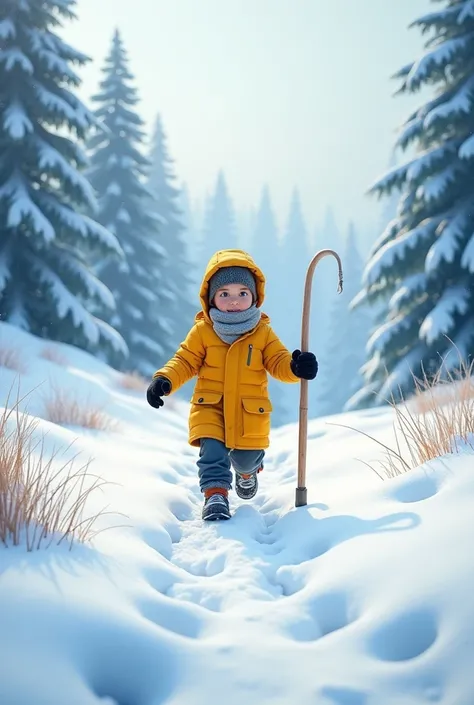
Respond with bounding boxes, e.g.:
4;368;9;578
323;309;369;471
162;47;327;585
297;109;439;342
198;249;266;323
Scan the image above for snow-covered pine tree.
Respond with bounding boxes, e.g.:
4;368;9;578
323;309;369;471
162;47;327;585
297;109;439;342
356;1;474;403
316;223;373;416
88;30;167;375
278;189;311;422
199;171;237;270
247;185;288;426
179;185;198;268
279;188;310;334
312;207;342;337
248;186;280;311
236;205;257;251
0;0;126;357
308;207;343;417
147;115;195;349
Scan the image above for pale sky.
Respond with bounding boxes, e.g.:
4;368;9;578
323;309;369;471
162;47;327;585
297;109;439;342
63;0;432;238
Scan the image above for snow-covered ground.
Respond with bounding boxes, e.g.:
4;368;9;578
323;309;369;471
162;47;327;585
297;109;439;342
1;321;474;705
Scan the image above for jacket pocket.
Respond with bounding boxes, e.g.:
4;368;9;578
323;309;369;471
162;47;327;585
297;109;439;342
191;391;223;405
241;397;272;438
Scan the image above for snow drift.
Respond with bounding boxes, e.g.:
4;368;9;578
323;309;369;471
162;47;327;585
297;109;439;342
0;321;473;705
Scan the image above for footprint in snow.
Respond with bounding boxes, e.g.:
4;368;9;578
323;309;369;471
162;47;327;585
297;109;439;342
285;590;355;641
319;685;368;705
168;498;195;522
270;567;305;597
137;591;203;639
392;473;440;504
162;520;182;545
141;525;174;560
368;607;438;661
255;533;278;545
166;582;224;612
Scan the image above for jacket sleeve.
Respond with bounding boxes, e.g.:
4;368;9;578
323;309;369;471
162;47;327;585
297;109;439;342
152;323;206;393
263;326;300;383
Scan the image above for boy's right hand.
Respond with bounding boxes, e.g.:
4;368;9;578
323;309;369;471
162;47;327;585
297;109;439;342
146;376;171;408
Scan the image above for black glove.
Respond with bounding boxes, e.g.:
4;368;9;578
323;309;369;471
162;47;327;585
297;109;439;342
146;376;171;408
290;349;318;380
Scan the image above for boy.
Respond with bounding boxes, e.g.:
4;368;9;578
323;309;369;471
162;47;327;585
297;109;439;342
146;249;318;521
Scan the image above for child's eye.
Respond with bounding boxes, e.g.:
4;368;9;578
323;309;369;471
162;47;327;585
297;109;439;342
219;292;228;297
240;291;248;297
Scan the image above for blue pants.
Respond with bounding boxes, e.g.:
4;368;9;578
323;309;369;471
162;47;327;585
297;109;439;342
198;438;265;492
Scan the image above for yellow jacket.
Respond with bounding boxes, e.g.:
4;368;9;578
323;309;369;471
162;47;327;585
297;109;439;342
153;249;299;449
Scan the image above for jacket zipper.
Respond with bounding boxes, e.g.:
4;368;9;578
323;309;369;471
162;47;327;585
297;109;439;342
247;344;253;366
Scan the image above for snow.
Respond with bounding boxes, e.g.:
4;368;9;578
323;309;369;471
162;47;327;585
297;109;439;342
414;6;462;27
367;314;413;355
0;18;16;40
120;156;135;168
459;132;474;159
1;322;474;704
37;47;81;83
106;182;122;196
378;344;428;398
124;302;144;321
56;253;116;311
117;207;131;224
142;238;166;257
389;273;427;312
2;102;33;140
406;36;470;90
37;193;122;256
37;138;96;207
6;178;55;243
133;282;159;304
424;78;474;127
130;330;164;356
395;116;422;149
461;231;474;272
419;286;470;344
417;164;461;202
363;220;437;287
0;250;11;292
0;48;33;74
94;318;129;357
28;256;101;346
406;142;457;182
425;208;468;272
459;1;474;23
369;161;411;194
26;26;89;67
34;85;89;131
367;218;400;260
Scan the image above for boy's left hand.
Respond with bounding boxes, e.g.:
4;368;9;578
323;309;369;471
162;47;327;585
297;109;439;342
291;349;318;380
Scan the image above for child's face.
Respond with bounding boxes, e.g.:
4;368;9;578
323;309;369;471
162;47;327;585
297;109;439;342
213;283;253;312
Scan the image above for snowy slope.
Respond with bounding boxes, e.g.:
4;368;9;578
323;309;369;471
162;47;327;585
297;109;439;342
0;321;474;705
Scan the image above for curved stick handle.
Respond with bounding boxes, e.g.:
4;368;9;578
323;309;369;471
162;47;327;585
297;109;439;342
295;249;343;508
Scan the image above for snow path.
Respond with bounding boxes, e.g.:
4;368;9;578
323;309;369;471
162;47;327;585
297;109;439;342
2;324;474;704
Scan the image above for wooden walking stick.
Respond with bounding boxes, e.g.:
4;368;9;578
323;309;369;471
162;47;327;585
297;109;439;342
295;250;343;508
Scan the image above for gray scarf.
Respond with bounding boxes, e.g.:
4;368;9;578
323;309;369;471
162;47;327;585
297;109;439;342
209;305;261;344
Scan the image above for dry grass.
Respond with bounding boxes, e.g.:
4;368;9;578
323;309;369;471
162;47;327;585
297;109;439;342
329;355;474;480
0;386;118;550
411;368;474;414
0;346;26;374
40;346;69;367
120;371;148;392
44;388;119;432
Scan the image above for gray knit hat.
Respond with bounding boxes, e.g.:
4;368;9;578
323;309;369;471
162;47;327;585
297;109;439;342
208;266;257;304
